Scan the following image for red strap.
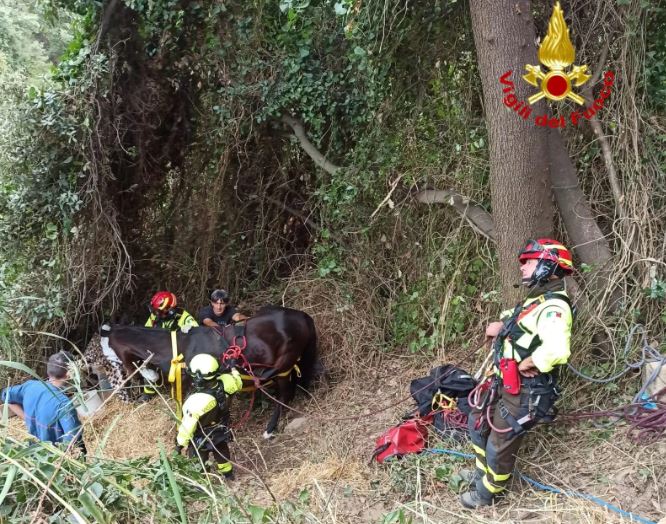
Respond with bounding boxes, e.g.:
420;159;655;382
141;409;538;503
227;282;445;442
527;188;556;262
517;301;540;321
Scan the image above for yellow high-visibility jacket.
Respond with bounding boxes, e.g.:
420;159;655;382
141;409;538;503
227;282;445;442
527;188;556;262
145;308;198;330
498;290;572;373
176;370;242;448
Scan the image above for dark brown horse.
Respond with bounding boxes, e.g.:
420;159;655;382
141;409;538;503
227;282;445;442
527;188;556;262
93;306;318;437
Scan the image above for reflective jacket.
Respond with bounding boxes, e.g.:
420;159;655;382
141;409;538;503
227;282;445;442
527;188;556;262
145;308;198;330
176;370;242;448
498;290;572;373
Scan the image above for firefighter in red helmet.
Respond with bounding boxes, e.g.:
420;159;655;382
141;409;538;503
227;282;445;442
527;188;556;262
460;239;574;508
145;291;198;331
140;291;198;400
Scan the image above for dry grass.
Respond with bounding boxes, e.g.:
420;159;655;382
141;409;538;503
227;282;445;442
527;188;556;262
4;355;664;523
2;415;34;442
4;273;665;523
82;396;177;459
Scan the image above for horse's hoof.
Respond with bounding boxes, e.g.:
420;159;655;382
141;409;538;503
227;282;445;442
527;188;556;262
262;431;275;440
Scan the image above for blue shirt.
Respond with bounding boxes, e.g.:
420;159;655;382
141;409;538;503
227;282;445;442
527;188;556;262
2;380;83;445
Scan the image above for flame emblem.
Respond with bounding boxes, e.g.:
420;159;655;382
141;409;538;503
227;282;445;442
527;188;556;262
523;2;590;105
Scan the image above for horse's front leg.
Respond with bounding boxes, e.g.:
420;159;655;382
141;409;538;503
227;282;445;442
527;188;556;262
135;361;161;402
263;376;295;439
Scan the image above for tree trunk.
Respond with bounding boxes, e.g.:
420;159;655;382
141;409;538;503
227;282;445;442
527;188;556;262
548;130;621;309
469;0;554;300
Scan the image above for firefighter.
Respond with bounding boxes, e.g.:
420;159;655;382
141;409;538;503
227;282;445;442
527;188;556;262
176;353;242;478
141;291;199;400
145;291;198;331
460;238;574;508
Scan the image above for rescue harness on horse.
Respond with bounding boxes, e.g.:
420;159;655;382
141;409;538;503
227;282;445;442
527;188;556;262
216;325;301;391
166;323;302;423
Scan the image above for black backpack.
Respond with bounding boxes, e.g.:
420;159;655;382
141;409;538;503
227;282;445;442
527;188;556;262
409;364;478;417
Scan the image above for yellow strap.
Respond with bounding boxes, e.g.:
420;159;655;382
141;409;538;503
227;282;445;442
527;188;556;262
238;364;299;391
167;331;185;418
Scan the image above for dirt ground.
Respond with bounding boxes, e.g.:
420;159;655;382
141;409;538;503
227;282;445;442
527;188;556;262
3;355;665;524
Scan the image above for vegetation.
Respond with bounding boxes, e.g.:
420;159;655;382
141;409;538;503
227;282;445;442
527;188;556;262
0;0;664;522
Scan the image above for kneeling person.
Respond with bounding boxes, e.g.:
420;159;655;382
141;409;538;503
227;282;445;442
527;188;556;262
176;354;242;478
1;351;86;454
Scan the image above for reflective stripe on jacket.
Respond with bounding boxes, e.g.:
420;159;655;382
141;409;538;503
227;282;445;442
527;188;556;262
499;291;572;373
176;392;217;447
145;309;198;330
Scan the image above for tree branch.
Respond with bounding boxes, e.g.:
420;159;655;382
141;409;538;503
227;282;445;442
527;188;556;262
414;189;496;241
281;115;495;241
582;45;626;219
280;115;341;175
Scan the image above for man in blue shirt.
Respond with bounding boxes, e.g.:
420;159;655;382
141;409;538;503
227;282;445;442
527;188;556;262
2;351;85;453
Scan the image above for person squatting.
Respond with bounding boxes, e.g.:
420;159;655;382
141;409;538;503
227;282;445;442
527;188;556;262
175;353;243;478
460;238;574;508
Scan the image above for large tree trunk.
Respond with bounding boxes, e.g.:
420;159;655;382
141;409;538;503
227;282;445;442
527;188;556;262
548;130;621;312
469;0;553;300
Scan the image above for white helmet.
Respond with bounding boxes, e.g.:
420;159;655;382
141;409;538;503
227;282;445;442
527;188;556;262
188;354;219;379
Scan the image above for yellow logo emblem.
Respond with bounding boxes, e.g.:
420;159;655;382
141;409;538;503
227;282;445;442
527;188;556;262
523;2;590;105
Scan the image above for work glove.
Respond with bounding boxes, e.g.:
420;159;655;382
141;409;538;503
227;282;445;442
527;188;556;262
180;324;193;334
220;367;243;395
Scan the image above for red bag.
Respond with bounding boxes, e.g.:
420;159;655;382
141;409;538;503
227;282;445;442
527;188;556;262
371;418;430;463
499;357;521;395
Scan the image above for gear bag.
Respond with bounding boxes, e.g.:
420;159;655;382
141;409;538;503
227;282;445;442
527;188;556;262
409;365;478;416
371;418;429;463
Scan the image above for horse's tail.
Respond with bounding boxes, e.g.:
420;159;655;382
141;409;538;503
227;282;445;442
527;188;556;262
297;314;319;389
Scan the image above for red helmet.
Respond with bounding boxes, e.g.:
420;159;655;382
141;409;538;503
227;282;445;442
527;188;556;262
518;238;573;286
150;291;177;314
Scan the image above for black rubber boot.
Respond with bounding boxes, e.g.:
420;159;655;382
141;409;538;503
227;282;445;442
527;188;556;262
138;386;157;403
460;490;494;509
459;469;481;485
223;470;235;481
137;393;156;403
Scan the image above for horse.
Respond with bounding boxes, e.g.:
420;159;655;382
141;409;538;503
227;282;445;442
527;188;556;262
84;306;319;438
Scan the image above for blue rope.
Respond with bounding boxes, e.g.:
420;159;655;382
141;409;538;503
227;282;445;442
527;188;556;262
426;448;473;460
426;448;657;524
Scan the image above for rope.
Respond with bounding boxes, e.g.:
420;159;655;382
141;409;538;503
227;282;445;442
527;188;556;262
467;379;514;434
517;472;657;524
237;340;491;424
560;387;666;443
252;371;444;423
567;325;665;391
426;448;657;524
